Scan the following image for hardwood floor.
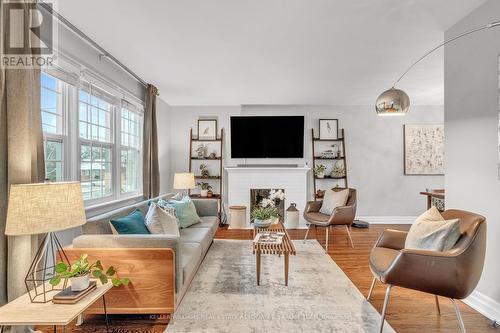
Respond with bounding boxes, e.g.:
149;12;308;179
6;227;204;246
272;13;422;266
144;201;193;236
38;224;497;332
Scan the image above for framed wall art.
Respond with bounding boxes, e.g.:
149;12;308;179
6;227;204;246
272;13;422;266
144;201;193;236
404;124;444;175
198;119;218;141
319;119;339;140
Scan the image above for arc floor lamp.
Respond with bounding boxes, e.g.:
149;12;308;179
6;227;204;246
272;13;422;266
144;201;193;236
375;20;500;116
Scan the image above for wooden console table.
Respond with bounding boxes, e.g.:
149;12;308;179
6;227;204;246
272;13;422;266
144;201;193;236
253;222;296;286
420;189;445;211
0;282;112;332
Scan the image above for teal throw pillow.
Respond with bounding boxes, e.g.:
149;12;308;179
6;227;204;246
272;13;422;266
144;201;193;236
167;197;201;228
157;198;177;217
110;209;150;234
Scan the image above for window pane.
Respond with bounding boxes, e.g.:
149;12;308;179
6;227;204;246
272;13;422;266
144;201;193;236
40;73;64;136
78;86;113;143
80;141;113;201
44;139;63;182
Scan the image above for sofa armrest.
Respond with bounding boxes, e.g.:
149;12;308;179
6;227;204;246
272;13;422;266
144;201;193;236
192;199;219;217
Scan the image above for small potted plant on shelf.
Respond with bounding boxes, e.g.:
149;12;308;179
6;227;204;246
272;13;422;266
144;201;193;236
49;254;130;292
331;162;346;178
251;206;280;228
207;189;214;198
195;144;208;159
200;164;210;178
314;164;327;178
197;182;212;197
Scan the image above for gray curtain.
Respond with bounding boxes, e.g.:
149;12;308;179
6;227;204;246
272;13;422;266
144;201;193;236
143;84;160;199
0;0;45;305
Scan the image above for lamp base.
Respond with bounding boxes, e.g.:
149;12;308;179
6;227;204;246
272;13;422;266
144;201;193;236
25;232;70;303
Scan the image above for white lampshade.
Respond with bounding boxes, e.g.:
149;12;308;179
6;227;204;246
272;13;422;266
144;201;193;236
5;182;86;236
173;173;196;190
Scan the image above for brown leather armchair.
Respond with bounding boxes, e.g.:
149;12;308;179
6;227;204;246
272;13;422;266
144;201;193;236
303;188;357;252
367;209;486;333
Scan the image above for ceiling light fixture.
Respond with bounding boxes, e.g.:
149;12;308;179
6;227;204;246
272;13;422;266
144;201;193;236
376;20;500;116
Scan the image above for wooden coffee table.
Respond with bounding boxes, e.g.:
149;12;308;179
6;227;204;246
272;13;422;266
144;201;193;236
253;222;296;286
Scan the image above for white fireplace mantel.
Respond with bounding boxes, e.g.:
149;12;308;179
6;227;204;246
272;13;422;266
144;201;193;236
225;166;311;228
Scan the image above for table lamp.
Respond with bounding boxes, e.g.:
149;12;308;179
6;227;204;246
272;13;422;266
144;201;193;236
173;173;195;198
5;181;86;303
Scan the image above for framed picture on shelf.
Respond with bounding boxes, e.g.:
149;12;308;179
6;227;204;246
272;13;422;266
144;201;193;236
198;119;218;140
319;119;339;140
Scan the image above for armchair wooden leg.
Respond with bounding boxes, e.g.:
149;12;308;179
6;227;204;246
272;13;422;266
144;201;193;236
451;299;467;333
435;295;441;315
303;224;311;243
379;285;392;333
367;277;377;301
345;225;354;248
325;226;329;253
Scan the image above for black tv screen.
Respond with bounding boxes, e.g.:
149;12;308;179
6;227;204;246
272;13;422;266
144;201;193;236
230;116;304;158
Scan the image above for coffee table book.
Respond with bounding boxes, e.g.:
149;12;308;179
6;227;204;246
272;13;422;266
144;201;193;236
254;232;285;245
52;281;97;304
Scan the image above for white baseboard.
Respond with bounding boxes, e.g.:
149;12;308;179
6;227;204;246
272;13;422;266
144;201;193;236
356;216;416;224
463;290;500;323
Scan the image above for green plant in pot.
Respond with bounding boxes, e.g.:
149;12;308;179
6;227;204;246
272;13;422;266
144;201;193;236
314;164;327;178
251;206;280;228
49;254;130;292
197;182;212;197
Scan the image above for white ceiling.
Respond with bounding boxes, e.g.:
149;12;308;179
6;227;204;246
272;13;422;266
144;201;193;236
55;0;486;106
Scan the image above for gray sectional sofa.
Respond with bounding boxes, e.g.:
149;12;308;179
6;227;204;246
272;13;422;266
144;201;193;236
65;194;219;315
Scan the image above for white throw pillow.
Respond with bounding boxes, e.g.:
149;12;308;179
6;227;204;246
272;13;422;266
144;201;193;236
319;189;350;215
405;207;461;252
145;203;180;237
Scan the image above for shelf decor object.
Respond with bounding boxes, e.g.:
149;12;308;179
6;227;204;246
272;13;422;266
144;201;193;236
404;124;444;175
197;119;218;141
188;126;224;222
376;20;500;116
319;119;338;140
311;127;349;199
5;181;86;303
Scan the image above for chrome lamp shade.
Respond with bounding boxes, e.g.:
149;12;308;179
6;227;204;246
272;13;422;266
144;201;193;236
375;88;410;116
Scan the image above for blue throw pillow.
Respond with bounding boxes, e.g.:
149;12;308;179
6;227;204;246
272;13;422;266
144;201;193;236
167;197;201;228
110;209;150;234
157;198;177;217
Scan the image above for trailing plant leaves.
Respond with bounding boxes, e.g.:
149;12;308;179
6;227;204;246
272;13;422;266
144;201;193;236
94;260;103;270
55;262;68;273
121;278;130;286
105;266;115;276
111;278;121;287
92;270;102;278
99;274;108;285
49;276;61;286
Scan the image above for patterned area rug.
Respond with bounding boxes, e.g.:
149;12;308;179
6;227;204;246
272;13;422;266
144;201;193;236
166;239;395;333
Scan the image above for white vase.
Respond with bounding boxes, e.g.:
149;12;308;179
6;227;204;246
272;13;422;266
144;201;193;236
200;189;208;197
70;274;90;292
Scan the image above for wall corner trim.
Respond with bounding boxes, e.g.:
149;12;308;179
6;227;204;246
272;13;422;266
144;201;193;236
463;290;500;323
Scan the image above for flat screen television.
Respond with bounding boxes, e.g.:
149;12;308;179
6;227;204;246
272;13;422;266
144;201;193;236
230;116;304;158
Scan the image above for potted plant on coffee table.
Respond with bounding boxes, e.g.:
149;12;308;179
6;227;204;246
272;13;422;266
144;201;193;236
49;254;130;291
314;164;327;178
197;182;212;197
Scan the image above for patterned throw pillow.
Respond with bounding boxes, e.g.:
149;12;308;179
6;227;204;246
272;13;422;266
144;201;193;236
167;196;201;229
144;203;180;236
157;198;177;217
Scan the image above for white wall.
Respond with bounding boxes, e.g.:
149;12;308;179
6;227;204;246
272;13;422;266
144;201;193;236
163;105;444;219
445;0;500;320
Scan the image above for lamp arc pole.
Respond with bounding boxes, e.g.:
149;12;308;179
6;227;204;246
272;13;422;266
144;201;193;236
376;20;500;116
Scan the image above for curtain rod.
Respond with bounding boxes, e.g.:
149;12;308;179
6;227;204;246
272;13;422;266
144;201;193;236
38;1;149;89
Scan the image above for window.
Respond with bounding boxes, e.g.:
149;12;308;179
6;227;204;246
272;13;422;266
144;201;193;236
120;104;142;194
40;70;144;206
41;73;67;182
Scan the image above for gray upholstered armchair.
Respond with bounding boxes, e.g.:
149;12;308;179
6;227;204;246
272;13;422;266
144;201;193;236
303;188;357;252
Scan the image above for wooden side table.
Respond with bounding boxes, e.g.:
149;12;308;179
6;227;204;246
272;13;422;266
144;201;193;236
0;282;113;332
253;222;296;286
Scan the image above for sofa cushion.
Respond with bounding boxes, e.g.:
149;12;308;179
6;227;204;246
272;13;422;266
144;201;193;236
189;216;219;233
168;197;201;229
110;209;150;234
181;242;202;285
180;227;213;254
145;203;180;237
